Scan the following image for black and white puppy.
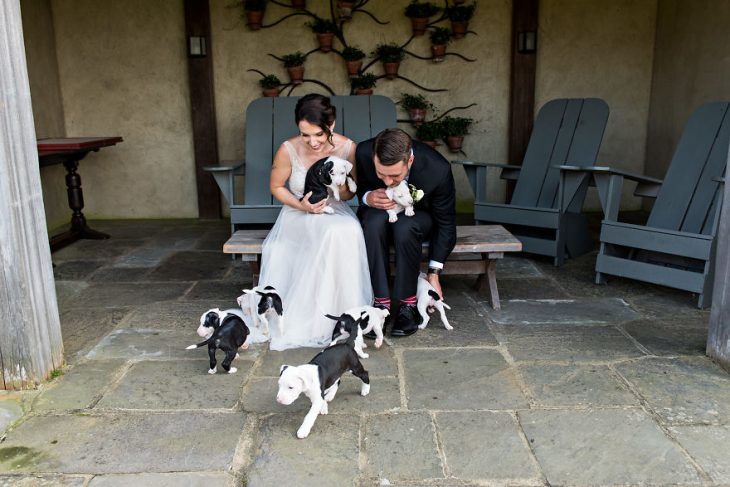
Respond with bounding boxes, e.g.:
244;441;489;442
187;308;250;374
385;180;415;223
236;285;284;337
277;327;370;439
302;155;357;214
416;272;452;330
328;305;390;358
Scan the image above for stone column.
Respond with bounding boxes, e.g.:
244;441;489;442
707;144;730;371
0;0;64;389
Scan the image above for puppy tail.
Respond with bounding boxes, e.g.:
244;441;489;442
186;338;212;350
442;302;451;310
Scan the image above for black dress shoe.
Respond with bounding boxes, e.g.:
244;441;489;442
390;304;422;337
364;304;389;339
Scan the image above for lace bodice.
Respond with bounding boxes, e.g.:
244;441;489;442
284;139;353;197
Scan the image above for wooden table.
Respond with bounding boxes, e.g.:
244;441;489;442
38;137;123;251
223;225;522;310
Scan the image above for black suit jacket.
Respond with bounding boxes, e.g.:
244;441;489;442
356;139;457;264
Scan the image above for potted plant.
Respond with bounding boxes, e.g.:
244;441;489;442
373;43;405;80
243;0;267;31
337;0;356;21
415;121;444;148
429;27;451;62
259;74;281;97
351;73;378;95
291;0;306;9
307;17;338;53
404;1;440;37
440;116;473;152
399;93;434;126
446;3;475;39
341;46;366;78
281;51;306;84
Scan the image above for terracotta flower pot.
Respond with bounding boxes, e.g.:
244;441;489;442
291;0;306;9
345;60;362;78
383;61;400;80
410;17;429;36
354;88;373;96
421;139;438;149
287;65;305;85
408;108;427;126
262;88;279;97
245;10;264;31
316;32;335;52
451;20;468;39
337;1;355;21
431;44;446;63
446;135;464;152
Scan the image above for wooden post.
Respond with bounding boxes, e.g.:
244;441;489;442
707;145;730;371
0;0;64;389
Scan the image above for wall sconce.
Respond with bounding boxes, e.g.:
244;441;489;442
188;36;207;57
517;31;537;54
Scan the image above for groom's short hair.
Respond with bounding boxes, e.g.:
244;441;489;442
374;128;412;166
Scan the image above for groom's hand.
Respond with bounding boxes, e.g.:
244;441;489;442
366;189;395;210
427;273;443;300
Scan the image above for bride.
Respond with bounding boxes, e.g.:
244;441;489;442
259;94;373;350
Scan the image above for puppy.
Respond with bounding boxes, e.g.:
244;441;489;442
236;285;284;337
385;180;415;222
187;308;250;374
277;329;370;439
416;272;453;330
302;155;357;213
328;305;390;357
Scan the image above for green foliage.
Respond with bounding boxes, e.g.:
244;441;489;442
307;16;338;34
281;51;306;67
49;369;64;380
244;0;267;11
350;73;378;89
259;74;281;89
342;46;366;61
447;3;476;22
416;120;445;141
429;27;452;45
373;43;405;62
440;116;473;136
404;1;440;18
399;93;433;111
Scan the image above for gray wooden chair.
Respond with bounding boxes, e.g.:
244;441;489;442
205;95;397;230
455;98;609;266
572;101;729;308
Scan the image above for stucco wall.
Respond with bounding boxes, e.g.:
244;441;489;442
646;0;730;179
535;0;657;211
20;0;68;231
211;0;513;211
49;0;198;219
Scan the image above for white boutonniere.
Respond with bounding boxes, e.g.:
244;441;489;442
409;184;425;203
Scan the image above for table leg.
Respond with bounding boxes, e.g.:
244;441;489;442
250;256;261;286
475;256;501;310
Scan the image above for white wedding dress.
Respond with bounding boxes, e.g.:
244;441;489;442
260;140;373;350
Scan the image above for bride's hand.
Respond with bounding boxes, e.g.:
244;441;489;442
301;192;327;213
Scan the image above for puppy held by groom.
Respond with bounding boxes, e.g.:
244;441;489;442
356;128;456;337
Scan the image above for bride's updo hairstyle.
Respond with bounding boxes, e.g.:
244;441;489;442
295;94;337;146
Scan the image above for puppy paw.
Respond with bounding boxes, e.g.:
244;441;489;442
418;323;427;330
388;215;398;223
357;352;370;359
444;324;454;331
374;338;383;348
208;368;217;375
296;427;310;439
361;383;370;396
228;367;238;374
241;343;250;349
323;207;334;214
362;342;368;349
405;207;415;216
320;403;328;415
235;353;240;359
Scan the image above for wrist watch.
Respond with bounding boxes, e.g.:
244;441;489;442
427;267;442;275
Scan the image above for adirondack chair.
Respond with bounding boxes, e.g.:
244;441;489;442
571;101;729;308
205;95;397;229
455;98;609;266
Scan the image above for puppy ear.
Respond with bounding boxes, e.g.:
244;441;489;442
279;364;289;376
345;161;353;173
272;294;284;315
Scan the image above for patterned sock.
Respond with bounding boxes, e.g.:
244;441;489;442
374;297;391;310
400;295;417;306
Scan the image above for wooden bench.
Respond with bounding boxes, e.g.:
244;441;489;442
224;225;522;310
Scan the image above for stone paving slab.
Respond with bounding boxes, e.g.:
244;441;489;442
113;246;175;268
626;291;711;322
0;474;88;486
404;349;528;410
496;256;544;278
65;282;191;308
54;281;89;309
88;472;232;486
670;425;730;483
59;308;131;362
33;359;127;412
0;412;245;474
246;413;360;487
258;346;398;377
495;278;571;301
486;298;638;325
494;324;645;362
622;319;709;356
118;300;221;330
519;363;638;407
241;377;400;414
146;251;231;281
0;396;25;434
51;239;144;263
519;408;701;485
364;412;443;481
53;261;104;280
88;267;153;282
96;359;253;410
436;411;541;481
615;357;730;425
389;306;499;349
185;280;251;301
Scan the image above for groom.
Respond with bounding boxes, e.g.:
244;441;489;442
356;128;456;337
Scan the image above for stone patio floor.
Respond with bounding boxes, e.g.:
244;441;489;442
1;218;729;486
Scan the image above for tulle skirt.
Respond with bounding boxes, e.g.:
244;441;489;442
259;201;373;350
